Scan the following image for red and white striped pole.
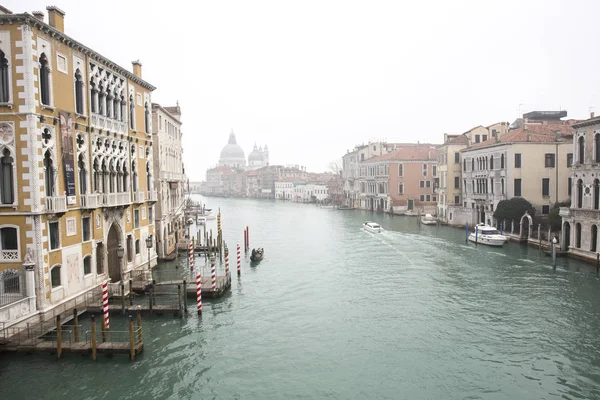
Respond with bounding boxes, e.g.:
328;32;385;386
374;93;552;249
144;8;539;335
237;244;241;275
211;259;216;291
189;241;194;271
195;270;202;314
102;281;110;329
225;248;230;277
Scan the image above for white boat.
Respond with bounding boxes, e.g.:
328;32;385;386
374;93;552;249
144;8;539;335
320;205;335;209
468;224;508;247
197;217;206;225
364;221;384;233
420;214;438;225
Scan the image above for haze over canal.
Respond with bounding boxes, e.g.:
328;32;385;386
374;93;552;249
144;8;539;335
2;195;600;399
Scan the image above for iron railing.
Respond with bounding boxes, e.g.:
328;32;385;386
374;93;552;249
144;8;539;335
0;269;25;307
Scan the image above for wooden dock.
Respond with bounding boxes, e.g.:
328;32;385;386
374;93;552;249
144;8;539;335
155;275;231;298
13;339;143;355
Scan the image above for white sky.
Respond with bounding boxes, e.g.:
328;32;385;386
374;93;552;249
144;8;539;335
7;0;600;181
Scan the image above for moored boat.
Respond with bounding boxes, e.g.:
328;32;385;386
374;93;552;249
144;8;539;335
363;221;384;233
420;213;438;225
468;224;508;246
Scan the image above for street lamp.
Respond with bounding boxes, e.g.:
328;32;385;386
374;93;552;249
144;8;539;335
146;234;153;271
116;244;125;314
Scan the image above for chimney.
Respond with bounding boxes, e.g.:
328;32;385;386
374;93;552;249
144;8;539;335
46;6;65;33
32;11;44;21
132;60;142;78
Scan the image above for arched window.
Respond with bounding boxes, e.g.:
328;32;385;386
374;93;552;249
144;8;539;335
106;90;113;119
51;265;61;288
123;164;129;192
579;136;585;164
471;180;475;193
129;94;135;130
120;95;126;123
90;81;97;113
109;162;115;193
595;179;600;210
1;148;14;204
501;178;505;195
0;226;18;260
146;162;151;191
0;50;9;103
98;83;106;116
595;134;600;163
43;150;54;196
39;53;50;105
113;92;119;121
101;159;107;193
463;159;466;171
132;161;137;192
83;255;92;275
490;156;494;170
78;153;87;195
500;153;505;169
144;102;150;133
75;69;84;114
93;157;100;192
116;160;122;192
471;158;474;171
592;226;598;252
577;179;583;208
575;223;582;248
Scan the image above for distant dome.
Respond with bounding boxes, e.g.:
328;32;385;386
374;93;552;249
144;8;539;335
220;131;245;160
248;144;263;162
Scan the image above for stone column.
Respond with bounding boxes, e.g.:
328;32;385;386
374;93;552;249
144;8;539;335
23;255;36;312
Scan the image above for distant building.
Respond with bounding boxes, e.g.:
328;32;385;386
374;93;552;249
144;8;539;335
218;131;246;169
247;144;269;170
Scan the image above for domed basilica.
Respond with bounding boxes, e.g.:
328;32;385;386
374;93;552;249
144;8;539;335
218;130;269;170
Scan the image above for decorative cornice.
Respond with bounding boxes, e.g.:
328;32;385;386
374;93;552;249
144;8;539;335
0;13;157;91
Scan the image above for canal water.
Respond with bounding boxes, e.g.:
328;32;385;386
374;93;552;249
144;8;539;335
2;196;600;399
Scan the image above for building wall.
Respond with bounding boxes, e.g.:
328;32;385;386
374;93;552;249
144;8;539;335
388;161;437;211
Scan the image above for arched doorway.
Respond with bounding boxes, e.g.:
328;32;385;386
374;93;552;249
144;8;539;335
563;222;571;251
519;213;532;240
575;223;582;249
107;224;121;282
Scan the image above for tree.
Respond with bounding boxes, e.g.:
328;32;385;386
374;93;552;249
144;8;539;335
493;197;536;224
548;199;571;231
328;159;342;176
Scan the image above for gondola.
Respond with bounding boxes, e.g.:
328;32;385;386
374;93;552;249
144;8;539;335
250;248;264;262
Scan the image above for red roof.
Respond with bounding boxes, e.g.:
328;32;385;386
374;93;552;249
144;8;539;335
446;134;468;145
367;145;437;162
466;123;575;150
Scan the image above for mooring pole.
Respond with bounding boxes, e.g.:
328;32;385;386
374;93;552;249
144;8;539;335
129;279;134;306
101;312;107;342
177;285;182;317
552;240;557;270
465;223;469;243
91;315;97;361
73;308;79;342
475;225;478;245
56;315;62;360
183;280;188;312
129;315;135;361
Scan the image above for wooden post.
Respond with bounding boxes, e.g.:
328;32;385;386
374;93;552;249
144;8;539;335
91;315;97;361
148;284;153;314
129;279;133;306
177;285;182;317
136;310;142;344
183;280;188;312
56;315;62;360
101;311;107;342
465;223;469;243
73;308;79;342
121;281;126;315
129;315;135;361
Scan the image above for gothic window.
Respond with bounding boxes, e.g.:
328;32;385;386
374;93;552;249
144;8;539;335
43;150;54;196
471;158;474;171
75;69;84;114
90;81;97;113
579;136;585;164
595;134;600;163
113;92;119;121
144;102;150;133
101;159;107;193
500;154;505;169
78;153;87;195
0;148;14;204
107;90;113;119
116;160;122;192
129;94;135;130
39;53;50;106
120;95;126;122
109;162;115;193
123;164;129;192
132;161;138;192
99;83;106;116
93;157;100;192
0;50;9;103
146;162;151;191
577;179;583;208
595;179;600;210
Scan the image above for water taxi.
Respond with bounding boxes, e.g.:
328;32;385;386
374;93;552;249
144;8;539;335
468;224;508;246
364;222;384;233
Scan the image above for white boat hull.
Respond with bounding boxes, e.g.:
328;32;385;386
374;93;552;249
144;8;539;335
364;226;383;233
468;233;507;246
421;219;437;225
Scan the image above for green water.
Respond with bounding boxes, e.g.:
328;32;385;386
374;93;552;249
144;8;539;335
2;196;600;399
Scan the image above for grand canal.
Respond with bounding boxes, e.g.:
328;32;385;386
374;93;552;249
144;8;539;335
2;196;600;399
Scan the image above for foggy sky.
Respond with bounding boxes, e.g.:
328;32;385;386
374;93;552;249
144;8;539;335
7;0;600;181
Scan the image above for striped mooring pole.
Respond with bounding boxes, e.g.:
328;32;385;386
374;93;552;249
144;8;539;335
225;247;230;277
189;241;194;271
237;244;241;275
195;270;202;314
211;258;216;291
102;281;110;329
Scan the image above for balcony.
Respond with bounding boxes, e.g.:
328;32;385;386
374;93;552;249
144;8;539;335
147;190;158;203
132;191;145;204
45;196;67;213
91;113;128;134
81;193;101;209
0;249;19;261
104;192;129;207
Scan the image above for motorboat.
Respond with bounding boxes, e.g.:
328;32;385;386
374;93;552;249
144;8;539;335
363;221;384;233
250;248;264;262
337;206;355;210
468;224;508;246
320;205;335;209
197;217;206;225
420;214;438;225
